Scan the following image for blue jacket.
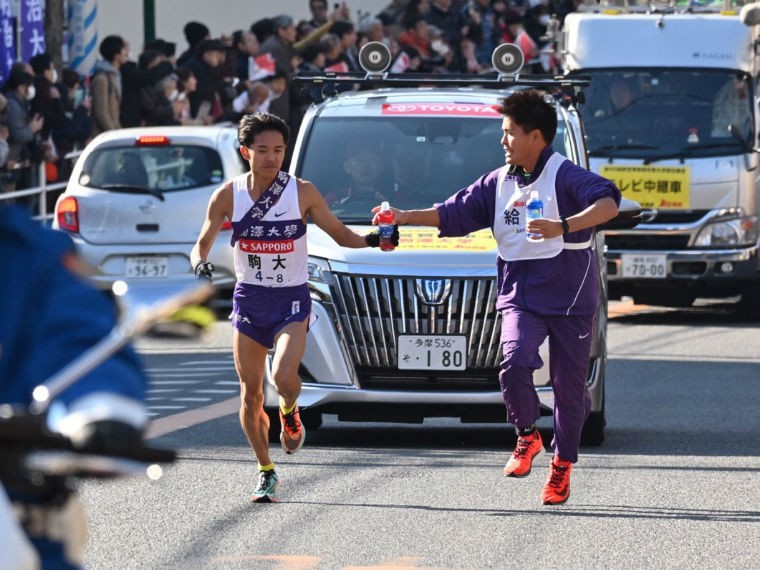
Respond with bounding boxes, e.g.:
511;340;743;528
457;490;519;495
0;205;147;407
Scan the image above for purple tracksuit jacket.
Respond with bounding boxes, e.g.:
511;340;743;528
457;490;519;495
435;146;621;462
436;145;621;315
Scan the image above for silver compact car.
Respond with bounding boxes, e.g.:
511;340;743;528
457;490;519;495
261;43;641;446
53;125;246;298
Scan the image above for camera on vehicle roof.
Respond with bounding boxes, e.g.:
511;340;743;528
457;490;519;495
358;41;393;75
491;43;524;77
357;41;526;77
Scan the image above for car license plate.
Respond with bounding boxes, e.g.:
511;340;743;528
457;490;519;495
125;256;169;278
621;253;667;278
397;335;467;370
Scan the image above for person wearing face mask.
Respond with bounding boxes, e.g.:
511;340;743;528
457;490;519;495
140;72;180;126
523;2;553;72
0;69;44;194
51;68;93;181
29;54;68;179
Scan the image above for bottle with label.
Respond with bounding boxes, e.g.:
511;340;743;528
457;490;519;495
377;201;396;251
525;190;544;242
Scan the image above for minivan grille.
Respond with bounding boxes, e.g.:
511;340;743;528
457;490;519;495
329;273;502;371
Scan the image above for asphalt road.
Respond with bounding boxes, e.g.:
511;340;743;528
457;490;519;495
80;301;760;570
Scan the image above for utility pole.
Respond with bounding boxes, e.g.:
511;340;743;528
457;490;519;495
45;0;65;69
143;0;155;43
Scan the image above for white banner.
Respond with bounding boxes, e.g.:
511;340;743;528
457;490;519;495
67;0;97;76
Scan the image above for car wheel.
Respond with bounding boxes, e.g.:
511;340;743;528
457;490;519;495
738;283;760;321
301;409;323;430
266;408;280;443
580;407;606;447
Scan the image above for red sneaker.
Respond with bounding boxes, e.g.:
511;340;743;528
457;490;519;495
503;430;543;477
279;404;305;454
541;456;573;505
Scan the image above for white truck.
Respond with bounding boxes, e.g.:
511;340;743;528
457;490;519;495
555;0;760;316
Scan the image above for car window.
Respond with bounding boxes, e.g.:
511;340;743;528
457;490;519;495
581;69;750;158
297;116;572;220
80;145;225;192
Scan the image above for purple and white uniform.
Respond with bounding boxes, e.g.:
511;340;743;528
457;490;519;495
229;171;311;348
436;146;621;462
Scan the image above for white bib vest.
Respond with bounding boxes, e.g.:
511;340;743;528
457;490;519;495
230;173;308;287
493;153;591;261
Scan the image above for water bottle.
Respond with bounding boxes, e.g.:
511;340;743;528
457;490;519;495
525;190;544;242
377;201;396;252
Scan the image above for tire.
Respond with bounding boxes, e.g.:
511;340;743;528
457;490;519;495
301;409;323;430
265;408;280;443
738;283;760;321
580;408;606;447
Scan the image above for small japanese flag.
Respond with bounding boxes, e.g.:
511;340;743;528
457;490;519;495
390;51;410;74
325;61;349;73
251;53;277;79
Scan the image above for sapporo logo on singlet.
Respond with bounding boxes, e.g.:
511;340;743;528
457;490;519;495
238;239;295;254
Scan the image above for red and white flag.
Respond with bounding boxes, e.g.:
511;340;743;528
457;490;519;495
250;53;276;80
390;51;410;74
325;61;349;73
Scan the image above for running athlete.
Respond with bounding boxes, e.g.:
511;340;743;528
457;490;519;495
190;112;396;503
372;90;621;505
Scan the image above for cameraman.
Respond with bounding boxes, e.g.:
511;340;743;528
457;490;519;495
0;203;149;569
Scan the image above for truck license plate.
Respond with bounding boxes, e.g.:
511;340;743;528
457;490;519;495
397;335;467;370
125;256;169;278
621;253;666;278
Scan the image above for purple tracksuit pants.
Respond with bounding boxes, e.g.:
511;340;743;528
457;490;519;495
498;306;595;463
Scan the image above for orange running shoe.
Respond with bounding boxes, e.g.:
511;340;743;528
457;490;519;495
503;430;543;477
541;456;573;505
279;404;305;454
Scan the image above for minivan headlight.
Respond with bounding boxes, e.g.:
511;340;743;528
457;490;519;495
693;216;758;248
307;257;334;284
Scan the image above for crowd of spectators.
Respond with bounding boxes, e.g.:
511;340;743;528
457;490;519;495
0;0;580;195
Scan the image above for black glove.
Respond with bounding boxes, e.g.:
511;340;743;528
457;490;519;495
194;260;215;282
365;225;400;248
69;420;144;459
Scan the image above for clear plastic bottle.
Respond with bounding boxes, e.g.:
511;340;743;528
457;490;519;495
525;190;544;242
377;201;396;251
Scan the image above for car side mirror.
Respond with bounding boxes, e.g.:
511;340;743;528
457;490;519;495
597;197;642;230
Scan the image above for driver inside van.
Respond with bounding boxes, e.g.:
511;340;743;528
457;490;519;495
328;140;390;209
328;139;425;210
711;75;752;138
592;78;637;120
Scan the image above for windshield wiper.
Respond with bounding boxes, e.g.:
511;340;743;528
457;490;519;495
642;152;686;164
643;141;749;164
588;144;658;156
680;142;745;152
99;184;166;202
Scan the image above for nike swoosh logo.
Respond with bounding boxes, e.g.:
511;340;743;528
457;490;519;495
274;211;288;217
578;333;590;339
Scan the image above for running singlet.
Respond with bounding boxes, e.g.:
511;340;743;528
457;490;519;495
493;152;591;261
229;171;308;287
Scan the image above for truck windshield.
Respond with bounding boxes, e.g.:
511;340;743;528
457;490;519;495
581;69;752;160
297;116;573;220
